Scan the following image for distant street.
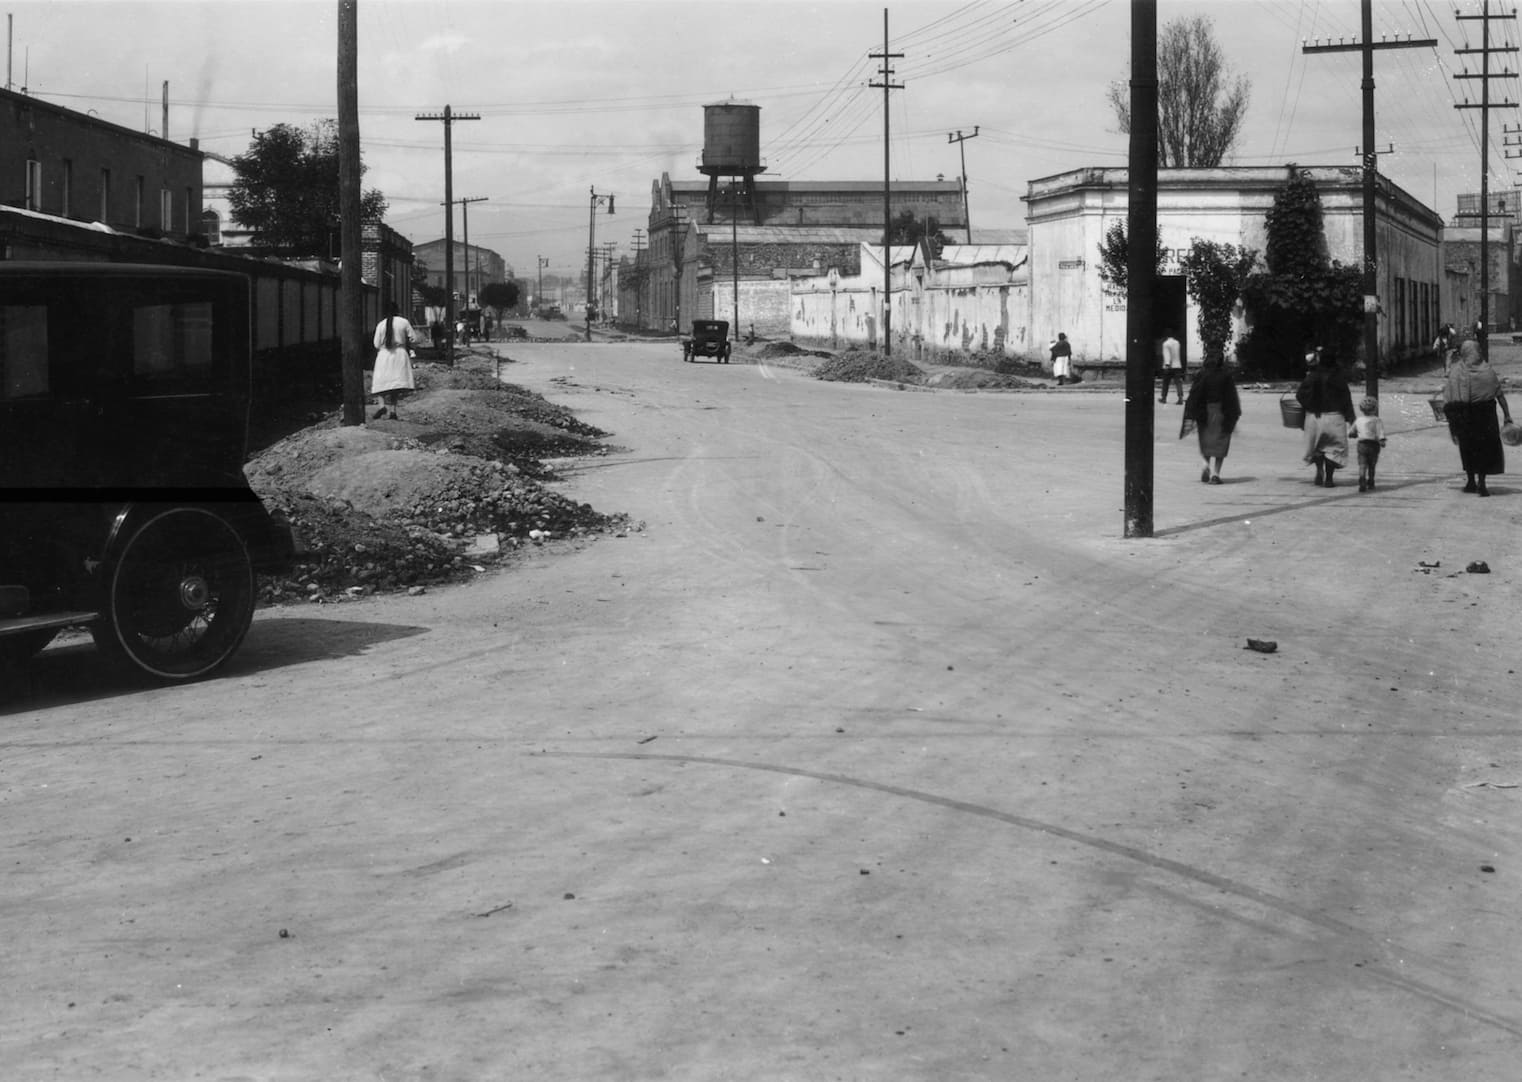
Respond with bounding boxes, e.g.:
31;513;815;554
5;340;1522;1080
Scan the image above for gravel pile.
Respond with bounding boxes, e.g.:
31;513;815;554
247;357;631;606
812;349;925;384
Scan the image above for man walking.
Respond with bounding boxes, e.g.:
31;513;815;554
1158;328;1185;404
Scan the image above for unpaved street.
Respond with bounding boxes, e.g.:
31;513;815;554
5;341;1522;1080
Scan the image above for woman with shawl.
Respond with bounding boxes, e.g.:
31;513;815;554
1443;339;1512;497
1182;355;1242;484
371;300;418;420
1295;347;1356;487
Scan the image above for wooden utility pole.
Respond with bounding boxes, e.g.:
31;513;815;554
1455;1;1518;358
870;9;903;356
337;0;364;426
948;127;979;243
586;188;614;342
1123;0;1158;539
415;105;480;365
1304;1;1436;397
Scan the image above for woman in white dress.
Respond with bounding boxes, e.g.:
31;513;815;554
371;301;417;420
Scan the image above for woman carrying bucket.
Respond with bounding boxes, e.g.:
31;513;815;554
1295;346;1356;487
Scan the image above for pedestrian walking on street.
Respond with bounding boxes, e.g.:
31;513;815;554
1442;338;1512;497
1349;396;1387;492
1050;333;1073;386
1158;328;1185;404
1183;354;1241;484
371;300;417;421
1434;322;1457;373
1295;347;1355;487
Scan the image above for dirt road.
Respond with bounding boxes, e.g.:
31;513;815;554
6;341;1522;1079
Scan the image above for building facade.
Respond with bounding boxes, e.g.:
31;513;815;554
2;87;204;245
413;238;509;304
1022;165;1444;368
640;173;966;336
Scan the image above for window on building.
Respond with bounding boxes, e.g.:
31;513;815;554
185;187;193;234
24;160;41;211
99;168;111;222
134;176;144;228
160;188;173;230
61;160;72;217
202;210;221;245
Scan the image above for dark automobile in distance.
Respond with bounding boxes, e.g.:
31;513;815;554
682;319;732;363
0;262;297;682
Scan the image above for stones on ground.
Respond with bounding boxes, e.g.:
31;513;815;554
1466;561;1491;574
1245;639;1278;653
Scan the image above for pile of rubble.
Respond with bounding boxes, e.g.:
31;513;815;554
246;357;632;605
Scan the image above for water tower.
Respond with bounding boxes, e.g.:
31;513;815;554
699;100;765;224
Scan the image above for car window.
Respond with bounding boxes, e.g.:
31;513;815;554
0;305;51;400
131;301;215;387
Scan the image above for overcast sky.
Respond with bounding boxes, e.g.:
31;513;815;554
6;0;1515;281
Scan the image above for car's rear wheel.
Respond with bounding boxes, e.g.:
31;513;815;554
92;508;255;681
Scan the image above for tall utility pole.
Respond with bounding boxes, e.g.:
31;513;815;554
1455;0;1518;358
416;105;480;366
537;256;549;313
671;204;688;334
1123;0;1158;539
586;187;614;342
337;0;364;426
870;8;903;356
1304;2;1436;398
948;127;979;243
632;230;645;329
454;195;486;302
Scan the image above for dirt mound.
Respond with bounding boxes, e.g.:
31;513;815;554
757;341;834;361
923;368;1044;390
247;359;630;605
812;350;925;384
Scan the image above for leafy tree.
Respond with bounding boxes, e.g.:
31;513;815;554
889;211;950;257
1096;220;1165;290
1177;240;1259;362
1108;15;1251;167
1238;168;1364;376
479;281;520;327
228;121;388;254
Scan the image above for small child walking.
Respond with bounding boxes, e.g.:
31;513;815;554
1349;396;1387;492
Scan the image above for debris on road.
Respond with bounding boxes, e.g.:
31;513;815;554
1245;638;1279;653
1466;561;1492;574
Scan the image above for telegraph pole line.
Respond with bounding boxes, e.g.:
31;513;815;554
1455;0;1519;357
948;127;979;243
1304;0;1436;399
870;8;903;356
415;105;481;365
586;187;614;342
537;255;549;314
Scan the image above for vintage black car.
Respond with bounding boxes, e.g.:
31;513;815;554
682;319;732;363
0;263;297;682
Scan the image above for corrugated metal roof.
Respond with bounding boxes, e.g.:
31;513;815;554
692;225;883;244
935;244;1028;267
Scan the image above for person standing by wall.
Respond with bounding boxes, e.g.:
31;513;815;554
1295;346;1356;487
1443;338;1512;497
1049;332;1073;386
1183;355;1241;484
1158;328;1184;404
371;300;417;421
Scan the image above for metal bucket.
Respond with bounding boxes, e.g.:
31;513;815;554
1279;390;1305;430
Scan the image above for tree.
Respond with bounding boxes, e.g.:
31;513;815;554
479;281;520;330
228;120;388;254
1177;240;1259;362
1096;220;1164;290
1108;15;1250;168
888;211;950;258
1238;168;1363;376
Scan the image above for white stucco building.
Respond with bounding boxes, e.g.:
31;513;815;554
1022;165;1445;367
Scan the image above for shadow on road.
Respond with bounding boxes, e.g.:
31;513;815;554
0;616;428;713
